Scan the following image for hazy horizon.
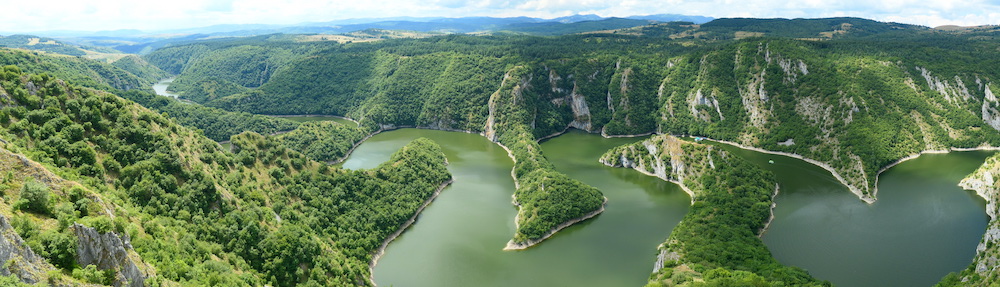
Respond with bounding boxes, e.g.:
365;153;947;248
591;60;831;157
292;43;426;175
1;0;998;34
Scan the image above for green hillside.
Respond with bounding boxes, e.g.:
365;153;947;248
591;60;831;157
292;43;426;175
0;65;453;286
144;17;1000;200
1;16;999;286
602;135;827;286
139;17;1000;286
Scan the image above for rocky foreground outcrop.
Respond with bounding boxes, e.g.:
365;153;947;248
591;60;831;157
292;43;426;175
72;223;150;287
0;214;56;284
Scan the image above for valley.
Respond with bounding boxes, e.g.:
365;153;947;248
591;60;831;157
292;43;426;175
1;15;999;287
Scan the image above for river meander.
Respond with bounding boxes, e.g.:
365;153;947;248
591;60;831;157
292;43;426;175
152;77;179;98
344;129;991;286
342;129;690;287
154;74;993;285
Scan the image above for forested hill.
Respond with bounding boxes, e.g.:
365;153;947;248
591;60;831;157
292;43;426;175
602;135;827;286
0;15;997;286
145;17;1000;201
0;65;454;285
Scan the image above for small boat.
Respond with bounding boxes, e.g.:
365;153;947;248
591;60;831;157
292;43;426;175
768;160;774;164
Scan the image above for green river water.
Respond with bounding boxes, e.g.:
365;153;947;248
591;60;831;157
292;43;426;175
152;74;992;286
341;129;991;287
343;129;690;286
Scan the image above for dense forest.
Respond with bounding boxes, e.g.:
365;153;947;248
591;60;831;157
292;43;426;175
143;18;1000;203
602;135;828;286
1;16;1000;286
0;65;453;285
141;16;1000;248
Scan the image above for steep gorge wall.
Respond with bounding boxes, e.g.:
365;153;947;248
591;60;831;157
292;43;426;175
958;154;1000;284
657;40;1000;201
600;135;823;286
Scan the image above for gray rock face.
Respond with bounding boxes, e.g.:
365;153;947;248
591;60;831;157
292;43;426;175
72;223;147;287
0;214;54;284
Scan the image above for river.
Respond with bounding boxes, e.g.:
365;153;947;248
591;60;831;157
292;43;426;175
153;73;992;285
709;142;991;287
152;77;179;98
343;129;991;286
342;129;690;287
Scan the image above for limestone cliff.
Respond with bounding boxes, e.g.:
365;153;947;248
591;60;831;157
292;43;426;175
72;224;151;287
486;66;606;250
0;214;56;284
659;40;1000;202
0;145;150;286
600;134;822;285
959;154;1000;284
599;135;719;200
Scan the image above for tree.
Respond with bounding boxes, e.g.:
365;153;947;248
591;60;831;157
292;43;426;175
16;179;51;215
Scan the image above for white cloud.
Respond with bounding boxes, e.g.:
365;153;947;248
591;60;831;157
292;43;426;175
1;0;998;33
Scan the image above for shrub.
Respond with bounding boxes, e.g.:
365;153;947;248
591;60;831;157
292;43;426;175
15;179;51;215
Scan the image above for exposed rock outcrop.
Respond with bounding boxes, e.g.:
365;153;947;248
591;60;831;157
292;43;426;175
72;224;150;287
918;66;974;104
567;83;593;131
982;85;1000;131
0;214;56;284
600;135;721;201
688;89;723;122
959;154;1000;283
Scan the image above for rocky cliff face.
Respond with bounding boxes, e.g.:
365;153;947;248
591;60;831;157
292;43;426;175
72;224;150;287
981;85;1000;132
658;40;1000;201
959;154;1000;283
600;135;817;285
0;214;56;284
600;135;720;200
0;145;151;286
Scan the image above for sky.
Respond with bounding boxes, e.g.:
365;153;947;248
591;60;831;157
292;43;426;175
1;0;999;33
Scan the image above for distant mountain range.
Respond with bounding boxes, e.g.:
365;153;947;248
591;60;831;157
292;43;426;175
0;14;714;54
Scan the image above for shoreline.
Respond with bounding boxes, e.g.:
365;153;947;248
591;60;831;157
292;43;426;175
697;137;875;204
600;156;697;203
599;137;782;235
326;124;483;165
538;125;655;144
503;197;608;251
871;146;1000;198
536;126;573;143
701;137;1000;204
492;141;521;189
367;179;454;286
327;127;389;165
758;184;780;237
264;114;361;125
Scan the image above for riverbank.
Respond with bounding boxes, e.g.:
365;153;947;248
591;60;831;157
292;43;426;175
758;184;780;236
539;125;654;144
698;137;875;204
599;155;697;203
493;141;521;189
327;127;389;165
872;146;1000;199
368;179;454;286
264;114;361;125
503;197;608;251
703;137;1000;204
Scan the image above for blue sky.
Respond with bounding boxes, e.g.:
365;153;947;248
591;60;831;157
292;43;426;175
2;0;999;32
